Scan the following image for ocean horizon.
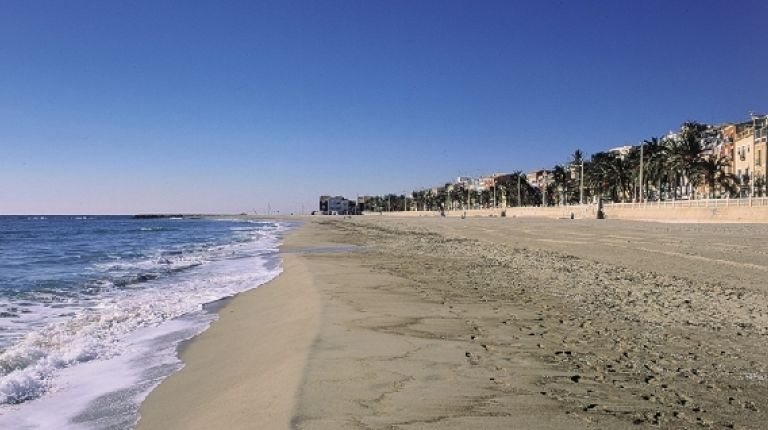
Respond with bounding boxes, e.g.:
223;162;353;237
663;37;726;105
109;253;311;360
0;215;290;429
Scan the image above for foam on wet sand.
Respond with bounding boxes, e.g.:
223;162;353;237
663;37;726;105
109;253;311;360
138;216;768;429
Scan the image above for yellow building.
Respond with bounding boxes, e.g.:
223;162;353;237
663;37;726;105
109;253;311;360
753;114;767;196
733;124;754;196
719;124;738;176
730;115;768;197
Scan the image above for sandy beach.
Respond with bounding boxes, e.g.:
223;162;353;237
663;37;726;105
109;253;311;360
138;216;768;429
136;223;323;429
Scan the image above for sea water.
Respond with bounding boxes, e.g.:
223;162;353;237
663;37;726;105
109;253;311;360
0;216;290;429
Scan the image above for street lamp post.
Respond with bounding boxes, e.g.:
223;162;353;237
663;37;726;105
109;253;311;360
751;113;759;200
404;191;408;212
467;182;470;210
492;177;497;208
639;143;644;203
579;162;584;205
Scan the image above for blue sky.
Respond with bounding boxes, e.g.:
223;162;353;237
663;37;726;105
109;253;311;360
1;1;766;214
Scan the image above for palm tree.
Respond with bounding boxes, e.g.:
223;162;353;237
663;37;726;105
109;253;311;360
625;147;642;201
586;151;634;202
495;171;533;207
571;149;584;166
438;188;450;210
585;151;609;200
616;154;635;202
642;137;668;200
496;183;507;207
570;149;584;203
480;188;492;208
449;184;466;210
755;176;766;198
661;137;686;200
414;191;421;210
423;189;435;211
698;156;734;198
672;121;708;199
551;164;569;205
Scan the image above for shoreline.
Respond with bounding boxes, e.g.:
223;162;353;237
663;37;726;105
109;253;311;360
136;222;322;429
138;217;768;429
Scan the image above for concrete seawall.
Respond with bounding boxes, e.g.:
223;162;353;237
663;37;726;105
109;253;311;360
369;207;586;219
368;204;768;223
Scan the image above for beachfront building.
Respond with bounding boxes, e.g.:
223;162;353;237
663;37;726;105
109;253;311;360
753;114;767;196
733;124;755;196
686;123;730;199
718;123;739;177
726;115;768;197
356;196;381;213
527;170;552;190
477;173;514;208
608;145;633;159
318;195;356;215
371;114;763;210
526;171;541;188
526;169;552;205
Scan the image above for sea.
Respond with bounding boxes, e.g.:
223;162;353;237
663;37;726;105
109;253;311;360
0;215;290;429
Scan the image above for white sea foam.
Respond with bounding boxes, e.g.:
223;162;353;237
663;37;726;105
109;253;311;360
0;316;211;429
0;221;290;428
138;226;165;231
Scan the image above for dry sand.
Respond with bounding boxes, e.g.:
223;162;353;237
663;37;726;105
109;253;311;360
139;216;768;429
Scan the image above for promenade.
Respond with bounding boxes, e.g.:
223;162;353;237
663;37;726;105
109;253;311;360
372;197;768;223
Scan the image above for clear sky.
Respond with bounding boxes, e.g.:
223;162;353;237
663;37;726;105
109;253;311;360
1;0;766;214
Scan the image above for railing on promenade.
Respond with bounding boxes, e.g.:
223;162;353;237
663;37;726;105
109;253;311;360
371;197;768;215
373;204;598;217
602;197;768;209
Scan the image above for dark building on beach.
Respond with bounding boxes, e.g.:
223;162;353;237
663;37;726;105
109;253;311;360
318;195;357;215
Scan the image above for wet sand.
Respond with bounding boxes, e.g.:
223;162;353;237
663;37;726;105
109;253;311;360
136;223;324;429
139;216;768;429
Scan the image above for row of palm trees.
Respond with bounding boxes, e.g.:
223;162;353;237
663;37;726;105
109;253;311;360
575;122;739;203
366;122;762;212
366;173;543;212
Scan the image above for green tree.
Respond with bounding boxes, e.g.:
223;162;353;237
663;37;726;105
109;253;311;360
677;123;707;198
569;149;584;203
551;164;569;205
641;137;668;201
697;156;734;198
585;151;634;202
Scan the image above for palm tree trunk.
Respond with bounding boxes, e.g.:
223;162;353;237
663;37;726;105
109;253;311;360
658;178;663;201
